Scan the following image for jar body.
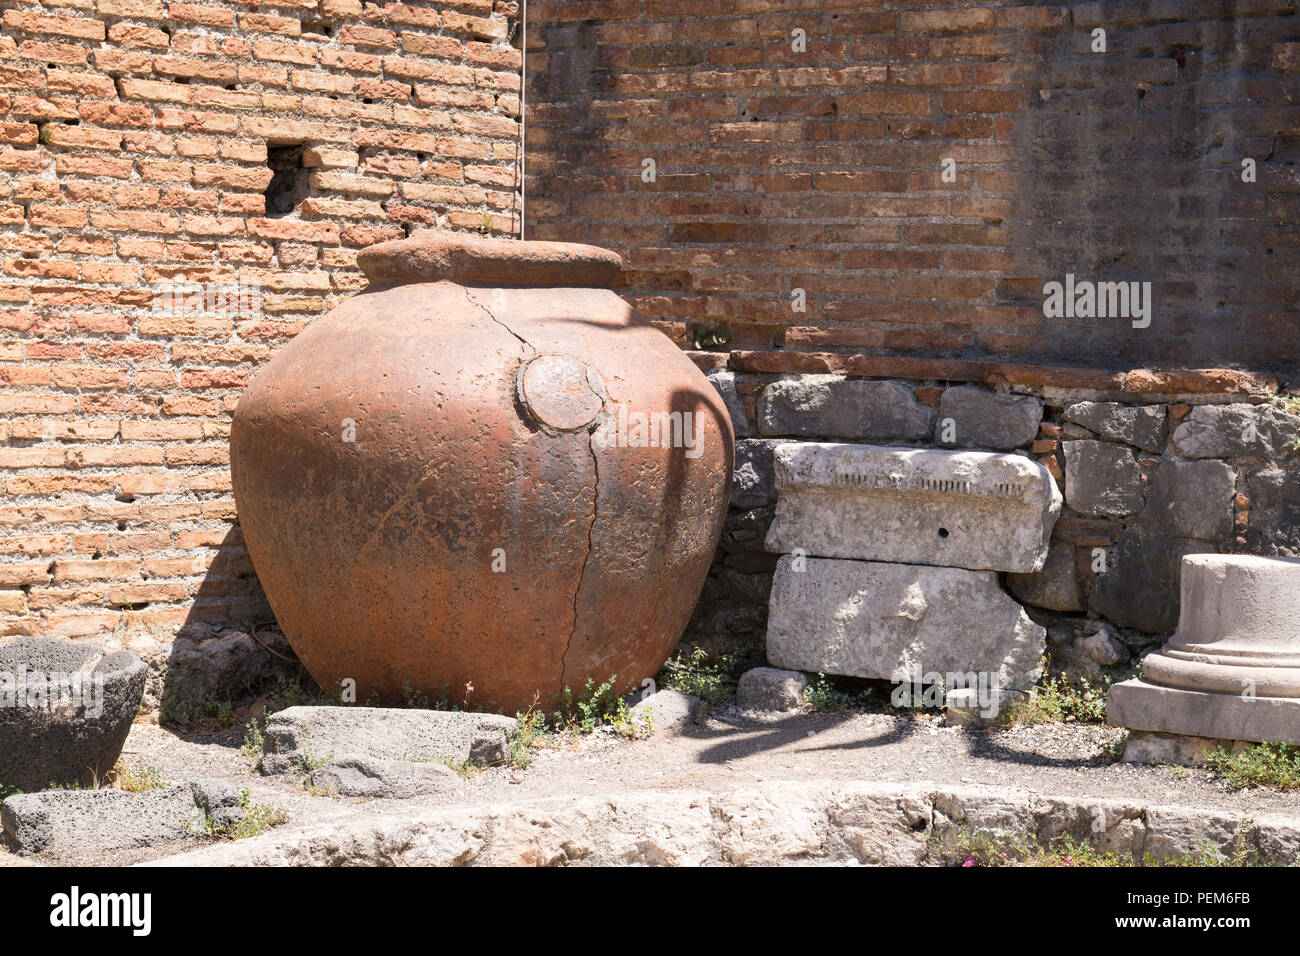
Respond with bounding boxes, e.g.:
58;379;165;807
231;273;732;713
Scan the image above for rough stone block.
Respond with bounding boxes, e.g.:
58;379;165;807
736;667;807;711
764;442;1061;573
731;438;785;509
161;627;294;720
190;778;245;830
1005;538;1081;611
1045;622;1130;683
0;785;205;857
0;637;147;793
720;505;774;554
766;555;1045;696
1171;403;1300;459
309;754;463;799
937;386;1042;450
1140;458;1235;540
705;368;755;438
943;687;995;728
1063;439;1144;517
1088;530;1210;634
757;376;933;440
1120;730;1247;767
1062;401;1167;452
261;706;518;774
1244;465;1300;556
629;688;699;733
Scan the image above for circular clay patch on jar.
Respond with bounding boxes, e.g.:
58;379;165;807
518;353;607;432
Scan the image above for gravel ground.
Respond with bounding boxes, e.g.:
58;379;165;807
4;704;1297;866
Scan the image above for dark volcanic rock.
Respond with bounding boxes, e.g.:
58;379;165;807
0;637;146;793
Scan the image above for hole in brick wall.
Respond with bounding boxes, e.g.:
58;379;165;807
303;19;333;38
265;143;311;218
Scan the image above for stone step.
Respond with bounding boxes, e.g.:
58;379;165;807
765;555;1045;699
764;442;1061;573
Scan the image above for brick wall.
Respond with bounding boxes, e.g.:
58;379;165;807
0;0;521;640
525;0;1300;373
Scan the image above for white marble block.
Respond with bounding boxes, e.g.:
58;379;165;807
764;442;1061;573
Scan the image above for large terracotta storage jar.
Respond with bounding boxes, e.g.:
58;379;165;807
230;232;733;714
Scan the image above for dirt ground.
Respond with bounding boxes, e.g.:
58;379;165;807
10;702;1293;866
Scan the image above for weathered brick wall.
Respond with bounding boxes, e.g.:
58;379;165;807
0;0;521;640
525;0;1300;373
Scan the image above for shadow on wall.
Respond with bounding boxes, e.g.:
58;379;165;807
1006;15;1299;370
157;526;297;730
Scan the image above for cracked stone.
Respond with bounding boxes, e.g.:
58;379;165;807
1062;401;1168;452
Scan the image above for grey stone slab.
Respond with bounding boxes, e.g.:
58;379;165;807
1005;538;1082;611
261;706;518;774
1140;458;1235;540
937;386;1042;450
764;442;1061;573
736;667;807;711
1108;679;1300;745
1063;440;1145;517
766;556;1045;695
1062;401;1168;452
0;785;205;857
1172;403;1300;459
757;376;933;440
731;439;786;509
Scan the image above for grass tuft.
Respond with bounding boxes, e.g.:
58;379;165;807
1207;741;1300;790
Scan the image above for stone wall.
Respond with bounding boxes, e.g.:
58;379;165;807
525;0;1300;371
689;355;1300;682
0;0;521;640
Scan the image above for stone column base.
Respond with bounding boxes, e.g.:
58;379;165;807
1108;678;1300;746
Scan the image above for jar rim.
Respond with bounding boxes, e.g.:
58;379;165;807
357;230;624;288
